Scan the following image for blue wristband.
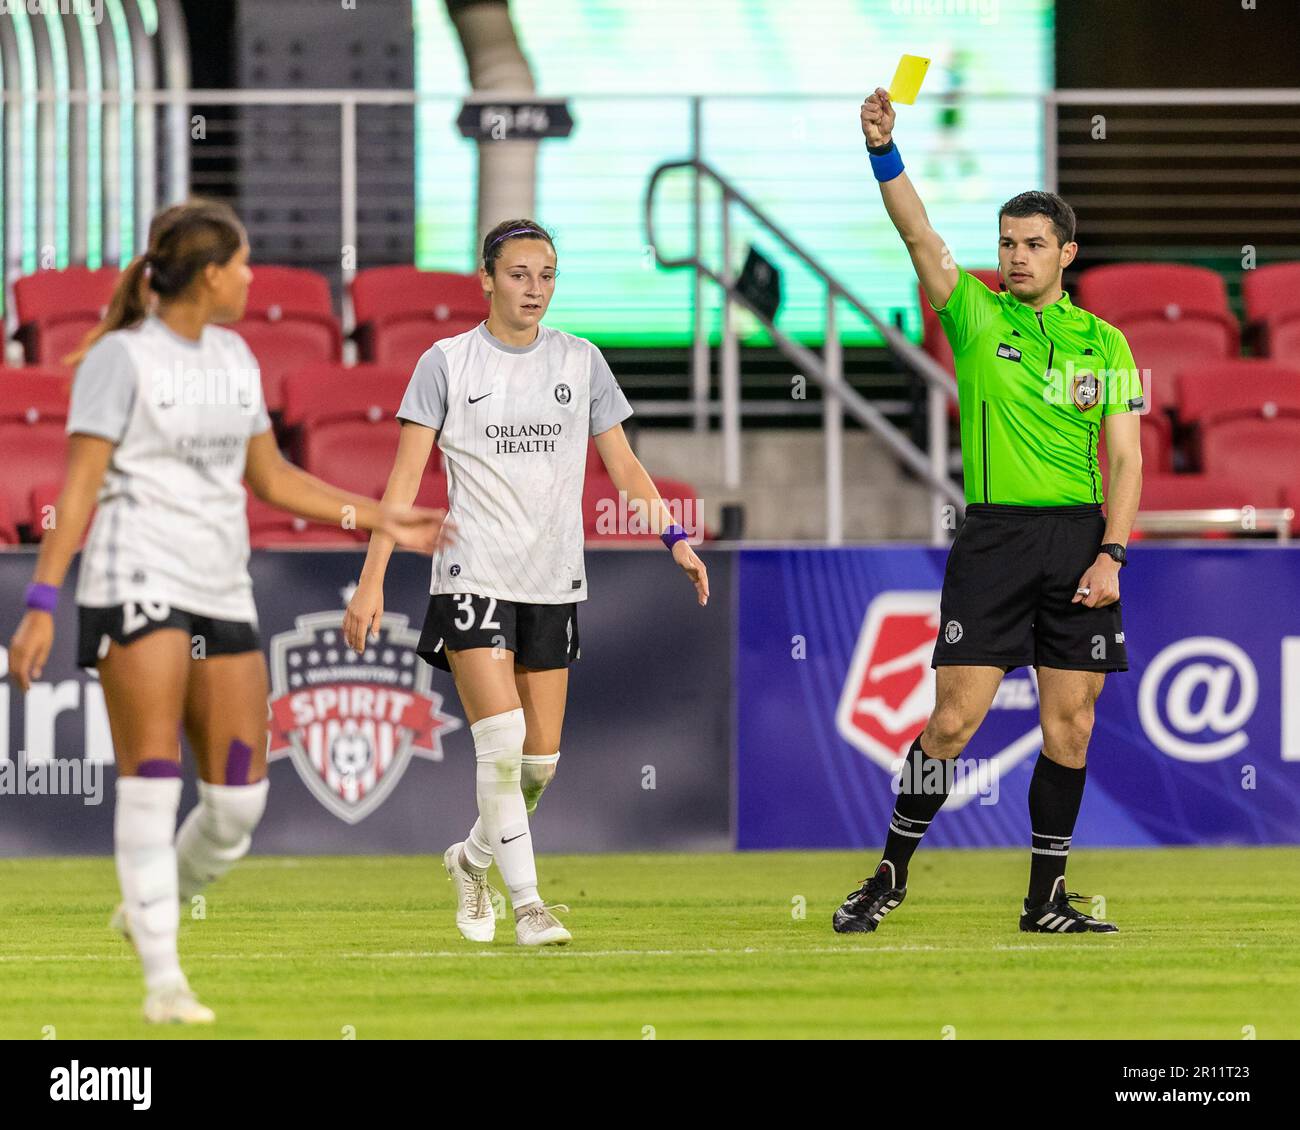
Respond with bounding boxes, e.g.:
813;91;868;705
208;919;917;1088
661;524;689;550
868;140;904;183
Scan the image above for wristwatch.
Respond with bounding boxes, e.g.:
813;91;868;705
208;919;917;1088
1098;542;1127;567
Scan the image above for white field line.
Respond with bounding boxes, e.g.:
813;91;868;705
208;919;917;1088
0;941;1137;964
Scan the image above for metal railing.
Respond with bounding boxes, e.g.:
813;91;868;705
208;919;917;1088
644;153;962;547
8;84;1300;543
1135;509;1295;544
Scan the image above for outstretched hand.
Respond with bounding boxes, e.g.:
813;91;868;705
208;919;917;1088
860;87;896;147
377;504;456;556
672;539;709;606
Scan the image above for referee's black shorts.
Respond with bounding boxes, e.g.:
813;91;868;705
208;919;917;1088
931;503;1128;673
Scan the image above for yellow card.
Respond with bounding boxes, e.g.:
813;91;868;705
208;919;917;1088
888;54;930;104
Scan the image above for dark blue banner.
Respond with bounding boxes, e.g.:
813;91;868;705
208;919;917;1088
736;546;1300;848
0;548;732;855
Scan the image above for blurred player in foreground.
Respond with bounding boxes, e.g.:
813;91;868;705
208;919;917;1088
7;200;449;1022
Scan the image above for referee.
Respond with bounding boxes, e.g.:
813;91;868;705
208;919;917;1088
833;88;1144;935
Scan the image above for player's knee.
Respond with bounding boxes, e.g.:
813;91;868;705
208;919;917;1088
472;708;526;784
521;751;560;815
924;706;978;755
196;778;269;850
1042;710;1093;763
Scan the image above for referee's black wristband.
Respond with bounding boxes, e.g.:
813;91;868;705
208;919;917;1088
866;138;896;156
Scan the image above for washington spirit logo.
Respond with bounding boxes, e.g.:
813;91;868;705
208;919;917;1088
267;610;461;823
834;591;1041;809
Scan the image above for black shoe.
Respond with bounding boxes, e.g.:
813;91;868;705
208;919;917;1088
1020;876;1119;933
832;862;906;933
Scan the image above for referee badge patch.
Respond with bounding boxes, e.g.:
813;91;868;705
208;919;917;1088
995;343;1022;362
1071;370;1100;411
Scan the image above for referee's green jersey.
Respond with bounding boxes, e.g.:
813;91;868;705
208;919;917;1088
932;266;1145;506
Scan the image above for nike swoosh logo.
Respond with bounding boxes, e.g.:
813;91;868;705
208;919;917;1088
501;832;528;844
468;392;492;404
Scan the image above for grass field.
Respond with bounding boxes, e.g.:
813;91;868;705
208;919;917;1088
2;847;1297;1040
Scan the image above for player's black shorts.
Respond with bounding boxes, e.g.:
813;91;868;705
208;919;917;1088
77;603;261;669
931;503;1128;673
416;593;581;672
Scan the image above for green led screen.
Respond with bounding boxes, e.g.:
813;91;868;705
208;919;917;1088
415;0;1054;347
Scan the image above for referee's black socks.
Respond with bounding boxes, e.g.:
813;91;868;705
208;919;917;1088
879;736;957;888
1026;753;1087;906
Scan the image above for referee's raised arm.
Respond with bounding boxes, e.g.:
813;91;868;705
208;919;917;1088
861;86;958;310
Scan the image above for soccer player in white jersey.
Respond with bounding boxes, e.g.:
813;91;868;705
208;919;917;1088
343;219;709;946
6;200;449;1023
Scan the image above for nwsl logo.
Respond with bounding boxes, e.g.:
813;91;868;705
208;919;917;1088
267;611;461;823
834;592;1041;809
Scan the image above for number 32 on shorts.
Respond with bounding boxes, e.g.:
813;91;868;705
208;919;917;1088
452;593;500;631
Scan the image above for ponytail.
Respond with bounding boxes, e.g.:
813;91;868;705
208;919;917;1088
63;255;152;366
62;197;246;368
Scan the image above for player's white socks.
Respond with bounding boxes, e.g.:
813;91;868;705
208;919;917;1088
471;708;540;910
176;779;269;903
521;751;560;815
114;775;184;991
461;750;560;873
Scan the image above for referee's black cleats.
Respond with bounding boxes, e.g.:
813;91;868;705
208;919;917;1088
1020;876;1119;934
832;862;906;934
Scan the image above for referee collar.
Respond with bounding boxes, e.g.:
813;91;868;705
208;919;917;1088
1002;287;1076;316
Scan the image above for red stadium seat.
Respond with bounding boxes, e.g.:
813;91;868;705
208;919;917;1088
1200;417;1300;520
1114;318;1226;464
0;370;72;423
351;267;486;327
0;376;71;534
26;480;98;546
1138;472;1278;511
1266;318;1300;370
582;472;709;541
1078;267;1239;461
351;267;487;370
0;492;18;546
246;492;363;547
1241;262;1300;356
1076;263;1240;353
300;419;403;498
1176;360;1300;426
365;316;483;374
12;267;119;366
1098;414;1172;476
231;267;342;413
1133;472;1282;540
1242;262;1300;325
0;425;67;530
411;470;451;512
280;363;409;428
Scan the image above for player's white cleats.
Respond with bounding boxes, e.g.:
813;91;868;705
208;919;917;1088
515;903;572;947
444;843;499;942
143;976;215;1025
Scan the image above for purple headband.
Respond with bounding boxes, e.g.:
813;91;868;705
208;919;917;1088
488;226;541;251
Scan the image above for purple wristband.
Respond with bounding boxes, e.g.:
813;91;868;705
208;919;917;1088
25;582;59;613
661;524;689;550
